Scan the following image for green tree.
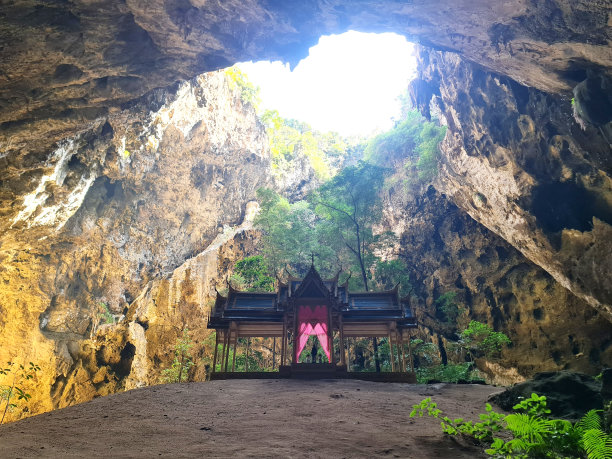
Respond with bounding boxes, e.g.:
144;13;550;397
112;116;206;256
161;329;194;383
224;66;261;110
230;256;275;292
364;109;446;182
254;188;319;277
260;109;348;180
310;161;389;291
461;320;511;358
373;258;413;296
435;291;459;322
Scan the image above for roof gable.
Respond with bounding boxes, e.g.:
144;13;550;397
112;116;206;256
292;265;331;299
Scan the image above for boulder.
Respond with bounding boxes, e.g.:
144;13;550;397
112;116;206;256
489;371;602;419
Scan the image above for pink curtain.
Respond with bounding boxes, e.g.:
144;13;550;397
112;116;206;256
295;305;331;361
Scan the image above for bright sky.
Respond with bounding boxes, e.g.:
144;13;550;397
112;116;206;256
237;31;416;137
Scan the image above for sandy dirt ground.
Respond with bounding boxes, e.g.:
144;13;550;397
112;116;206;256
0;379;506;458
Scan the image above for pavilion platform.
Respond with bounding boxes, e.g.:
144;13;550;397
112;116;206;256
210;364;417;383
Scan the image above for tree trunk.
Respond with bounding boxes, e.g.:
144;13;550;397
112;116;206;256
373;338;381;372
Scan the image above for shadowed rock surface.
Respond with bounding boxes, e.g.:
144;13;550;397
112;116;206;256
489;371;603;419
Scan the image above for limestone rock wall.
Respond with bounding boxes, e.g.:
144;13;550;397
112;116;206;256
410;47;612;320
0;71;271;421
382;181;612;383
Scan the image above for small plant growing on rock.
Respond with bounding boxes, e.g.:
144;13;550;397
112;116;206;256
161;329;194;383
0;361;41;424
98;302;114;325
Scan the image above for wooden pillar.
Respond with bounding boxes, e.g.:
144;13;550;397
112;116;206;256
339;317;346;367
281;320;287;366
399;331;407;373
388;328;396;372
347;337;352;372
220;330;227;371
212;332;219;373
272;337;277;370
245;337;250;372
407;332;415;372
224;328;231;372
328;307;335;365
231;337;237;372
293;307;298;364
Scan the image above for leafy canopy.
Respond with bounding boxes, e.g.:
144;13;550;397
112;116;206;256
224;66;261;110
461;320;511;358
230;255;275;292
260;109;348;180
364;109;446;182
310;161;391;291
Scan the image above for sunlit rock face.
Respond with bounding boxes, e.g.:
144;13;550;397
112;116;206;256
410;47;612;320
0;71;270;420
383;183;612;384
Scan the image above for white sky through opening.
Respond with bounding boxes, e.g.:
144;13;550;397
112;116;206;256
237;31;417;137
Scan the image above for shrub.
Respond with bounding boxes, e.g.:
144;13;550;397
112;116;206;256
0;361;41;424
461;320;511;358
224;66;261;110
410;392;612;458
98;302;114;325
231;255;275;292
161;329;194;383
416;362;477;384
435;291;459;322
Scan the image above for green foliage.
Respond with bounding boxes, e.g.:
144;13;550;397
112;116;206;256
364;110;446;183
410;393;612;459
98;302;114;325
311;161;390;291
261;109;347;180
435;291;459;322
224;66;261;110
410;398;505;443
577;410;612;459
416;362;476;384
513;393;552;417
161;329;194;383
0;361;41;424
461;320;511;358
373;259;413;296
410;339;439;367
254;188;319;276
231;255;275;292
254;160;404;292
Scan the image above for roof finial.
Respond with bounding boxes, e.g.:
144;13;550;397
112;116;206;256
311;252;315;267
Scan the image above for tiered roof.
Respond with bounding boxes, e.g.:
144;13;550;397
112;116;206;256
208;265;416;330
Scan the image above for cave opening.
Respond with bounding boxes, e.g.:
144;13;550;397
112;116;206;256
235;31;418;138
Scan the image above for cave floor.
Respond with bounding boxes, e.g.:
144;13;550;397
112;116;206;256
0;380;504;458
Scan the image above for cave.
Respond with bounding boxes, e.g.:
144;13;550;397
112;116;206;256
0;2;611;454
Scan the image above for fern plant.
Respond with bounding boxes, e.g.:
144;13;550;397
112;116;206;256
410;392;612;458
576;410;612;459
